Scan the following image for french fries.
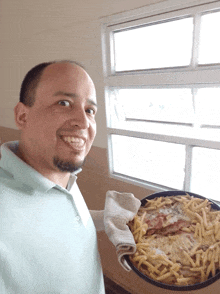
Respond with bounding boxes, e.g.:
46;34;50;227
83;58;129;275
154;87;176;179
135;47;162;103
128;195;220;286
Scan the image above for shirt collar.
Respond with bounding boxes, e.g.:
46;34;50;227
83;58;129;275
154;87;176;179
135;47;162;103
0;141;81;193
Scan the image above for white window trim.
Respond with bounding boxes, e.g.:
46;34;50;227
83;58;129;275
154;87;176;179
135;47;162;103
101;0;220;76
101;0;220;194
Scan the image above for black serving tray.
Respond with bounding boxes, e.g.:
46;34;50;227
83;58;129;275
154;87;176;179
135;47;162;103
125;190;220;291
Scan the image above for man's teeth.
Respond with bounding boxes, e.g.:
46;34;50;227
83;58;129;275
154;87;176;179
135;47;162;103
62;136;84;146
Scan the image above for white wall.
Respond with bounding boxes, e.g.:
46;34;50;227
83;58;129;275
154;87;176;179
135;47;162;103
0;0;165;148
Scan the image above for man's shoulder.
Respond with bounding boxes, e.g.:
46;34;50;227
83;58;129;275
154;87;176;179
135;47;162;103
0;168;33;199
0;167;13;180
0;167;22;191
0;168;15;194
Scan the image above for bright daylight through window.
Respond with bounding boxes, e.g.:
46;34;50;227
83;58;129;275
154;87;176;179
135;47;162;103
102;1;220;201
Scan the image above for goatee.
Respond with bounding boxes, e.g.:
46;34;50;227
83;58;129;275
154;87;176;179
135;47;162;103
53;156;85;173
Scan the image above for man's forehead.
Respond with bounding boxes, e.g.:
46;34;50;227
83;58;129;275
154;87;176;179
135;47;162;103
37;62;96;96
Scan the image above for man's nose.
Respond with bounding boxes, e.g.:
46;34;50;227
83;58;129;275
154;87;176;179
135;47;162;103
69;108;89;129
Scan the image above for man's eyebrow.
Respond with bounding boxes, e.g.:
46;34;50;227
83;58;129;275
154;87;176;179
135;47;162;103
87;99;98;108
54;91;77;99
54;91;98;108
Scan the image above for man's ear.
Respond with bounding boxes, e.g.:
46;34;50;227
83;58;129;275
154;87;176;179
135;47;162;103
14;102;30;130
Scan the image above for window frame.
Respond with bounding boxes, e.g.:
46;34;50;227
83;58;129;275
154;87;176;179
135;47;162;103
101;0;220;194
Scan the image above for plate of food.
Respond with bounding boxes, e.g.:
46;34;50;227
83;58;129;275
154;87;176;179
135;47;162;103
125;190;220;291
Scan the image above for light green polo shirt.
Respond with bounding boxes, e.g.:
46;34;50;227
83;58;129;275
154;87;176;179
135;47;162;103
0;141;105;294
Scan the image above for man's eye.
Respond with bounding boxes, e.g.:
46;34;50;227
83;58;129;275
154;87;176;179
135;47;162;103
58;100;70;107
86;108;96;115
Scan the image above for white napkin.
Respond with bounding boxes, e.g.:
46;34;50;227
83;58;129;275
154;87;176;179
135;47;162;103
104;190;141;271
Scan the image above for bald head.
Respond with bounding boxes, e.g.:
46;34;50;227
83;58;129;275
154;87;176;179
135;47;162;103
19;60;86;107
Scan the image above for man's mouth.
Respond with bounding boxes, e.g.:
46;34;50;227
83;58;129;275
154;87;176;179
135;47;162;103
61;136;85;150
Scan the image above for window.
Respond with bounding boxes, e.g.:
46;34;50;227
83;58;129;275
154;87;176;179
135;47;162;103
114;17;193;71
102;0;220;201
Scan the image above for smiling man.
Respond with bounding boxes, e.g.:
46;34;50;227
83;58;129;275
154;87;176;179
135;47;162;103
15;61;97;188
0;61;105;293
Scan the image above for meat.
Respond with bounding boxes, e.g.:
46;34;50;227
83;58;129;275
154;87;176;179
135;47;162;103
145;213;190;236
159;219;190;235
145;213;167;229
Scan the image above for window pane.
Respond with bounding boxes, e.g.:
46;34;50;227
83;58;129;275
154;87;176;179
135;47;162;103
114;17;193;71
115;88;194;124
111;135;185;189
191;147;220;201
195;88;220;126
198;11;220;64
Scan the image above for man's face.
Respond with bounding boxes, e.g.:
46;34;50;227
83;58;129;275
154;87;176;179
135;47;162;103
18;63;97;174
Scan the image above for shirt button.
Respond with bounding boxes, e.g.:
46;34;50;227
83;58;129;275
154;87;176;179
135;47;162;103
75;216;81;222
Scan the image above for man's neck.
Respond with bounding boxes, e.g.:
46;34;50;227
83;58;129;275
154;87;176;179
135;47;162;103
16;147;70;188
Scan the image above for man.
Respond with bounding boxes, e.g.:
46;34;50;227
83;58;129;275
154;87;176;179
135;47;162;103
0;61;105;293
